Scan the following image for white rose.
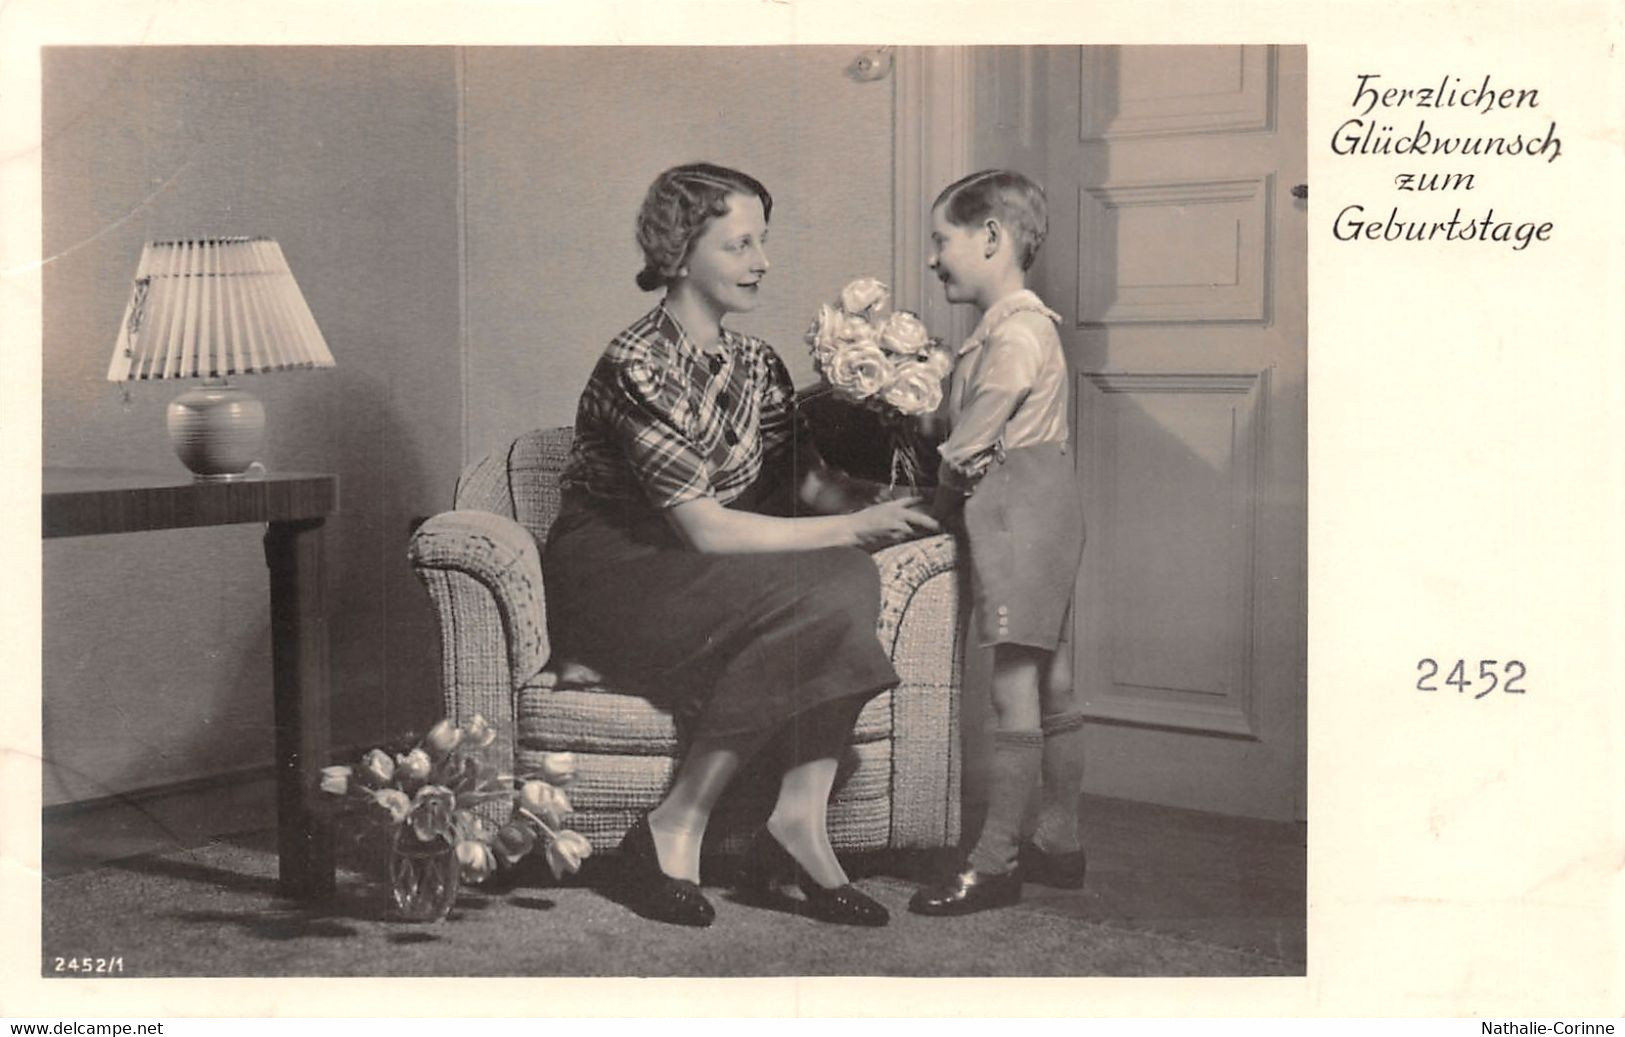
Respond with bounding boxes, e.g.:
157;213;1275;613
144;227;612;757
805;302;843;362
837;313;880;346
880;311;930;355
839;277;890;318
922;343;955;379
882;361;946;416
827;341;893;400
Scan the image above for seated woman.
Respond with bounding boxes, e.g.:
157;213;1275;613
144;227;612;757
541;162;938;928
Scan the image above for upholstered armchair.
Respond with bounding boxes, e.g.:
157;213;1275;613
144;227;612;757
407;427;966;856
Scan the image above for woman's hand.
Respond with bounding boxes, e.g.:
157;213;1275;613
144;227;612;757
846;496;940;549
667;494;936;554
867;482;920;505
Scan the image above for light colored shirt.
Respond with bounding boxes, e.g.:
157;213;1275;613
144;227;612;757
937;289;1069;491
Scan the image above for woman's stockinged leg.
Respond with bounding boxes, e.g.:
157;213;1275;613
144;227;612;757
644;692;863;886
767;758;847;889
764;695;866;890
758;695;890;926
648;734;760;883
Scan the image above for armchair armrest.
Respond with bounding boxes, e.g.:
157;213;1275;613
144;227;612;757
407;510;552;735
871;532;960;656
869;532;964;848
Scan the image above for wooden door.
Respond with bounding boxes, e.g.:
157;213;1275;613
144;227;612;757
1038;46;1308;820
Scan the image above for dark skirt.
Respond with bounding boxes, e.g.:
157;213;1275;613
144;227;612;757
540;490;899;742
960;440;1086;650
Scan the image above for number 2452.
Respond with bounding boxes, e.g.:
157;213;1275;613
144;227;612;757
1416;659;1527;697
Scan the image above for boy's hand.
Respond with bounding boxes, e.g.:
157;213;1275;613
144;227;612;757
931;482;966;524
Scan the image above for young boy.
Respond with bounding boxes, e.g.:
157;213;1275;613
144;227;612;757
910;170;1089;916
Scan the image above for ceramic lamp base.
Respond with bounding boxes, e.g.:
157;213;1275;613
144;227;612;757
166;385;266;480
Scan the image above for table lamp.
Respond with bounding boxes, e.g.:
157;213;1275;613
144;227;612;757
107;237;335;480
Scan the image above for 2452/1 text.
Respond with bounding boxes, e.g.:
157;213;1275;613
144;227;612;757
1416;659;1527;697
49;956;125;974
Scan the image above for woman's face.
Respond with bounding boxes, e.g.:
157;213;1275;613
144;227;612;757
928;203;986;306
678;192;770;320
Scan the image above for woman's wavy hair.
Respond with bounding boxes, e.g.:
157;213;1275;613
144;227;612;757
932;169;1048;271
634;163;774;292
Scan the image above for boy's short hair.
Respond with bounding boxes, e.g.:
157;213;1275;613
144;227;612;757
933;169;1048;271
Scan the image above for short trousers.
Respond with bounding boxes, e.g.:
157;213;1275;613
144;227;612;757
960;440;1086;650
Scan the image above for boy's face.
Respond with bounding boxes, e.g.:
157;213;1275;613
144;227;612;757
928;204;989;306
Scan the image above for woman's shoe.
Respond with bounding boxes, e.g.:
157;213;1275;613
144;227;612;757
619;815;715;927
795;876;890;927
907;865;1023;916
741;828;889;927
736;826;793;896
1018;840;1087;889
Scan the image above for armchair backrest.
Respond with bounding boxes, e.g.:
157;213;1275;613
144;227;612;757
454;427;575;547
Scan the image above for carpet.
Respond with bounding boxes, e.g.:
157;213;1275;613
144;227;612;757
39;833;1296;978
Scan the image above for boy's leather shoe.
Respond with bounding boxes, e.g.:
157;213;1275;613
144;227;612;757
1018;841;1087;889
907;866;1022;916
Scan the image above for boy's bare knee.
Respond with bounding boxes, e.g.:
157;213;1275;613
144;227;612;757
1038;646;1079;715
991;644;1046;728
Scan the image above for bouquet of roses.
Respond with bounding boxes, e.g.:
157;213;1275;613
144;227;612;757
805;277;953;489
318;714;592;892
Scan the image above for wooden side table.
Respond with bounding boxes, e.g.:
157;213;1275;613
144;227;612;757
43;468;340;900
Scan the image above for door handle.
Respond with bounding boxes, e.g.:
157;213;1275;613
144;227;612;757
1290;183;1308;200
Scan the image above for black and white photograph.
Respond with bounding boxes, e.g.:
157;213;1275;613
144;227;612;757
31;40;1308;979
5;0;1621;1023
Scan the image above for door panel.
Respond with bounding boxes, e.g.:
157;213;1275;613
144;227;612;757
1079;176;1273;323
1084;45;1275;138
1077;370;1267;740
1046;45;1307;820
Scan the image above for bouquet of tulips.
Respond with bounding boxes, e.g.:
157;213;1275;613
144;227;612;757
318;714;591;887
805;277;952;488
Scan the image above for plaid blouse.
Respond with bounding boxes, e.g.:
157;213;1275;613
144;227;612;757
560;305;805;511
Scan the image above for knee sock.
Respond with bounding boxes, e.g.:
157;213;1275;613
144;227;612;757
1031;710;1087;854
966;729;1043;874
1018;770;1042;843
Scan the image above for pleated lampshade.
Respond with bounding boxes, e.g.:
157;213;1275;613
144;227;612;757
108;237;334;479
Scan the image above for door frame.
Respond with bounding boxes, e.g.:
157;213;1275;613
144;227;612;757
892;46;976;347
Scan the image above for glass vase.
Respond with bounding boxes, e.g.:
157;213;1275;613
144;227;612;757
388;829;459;922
